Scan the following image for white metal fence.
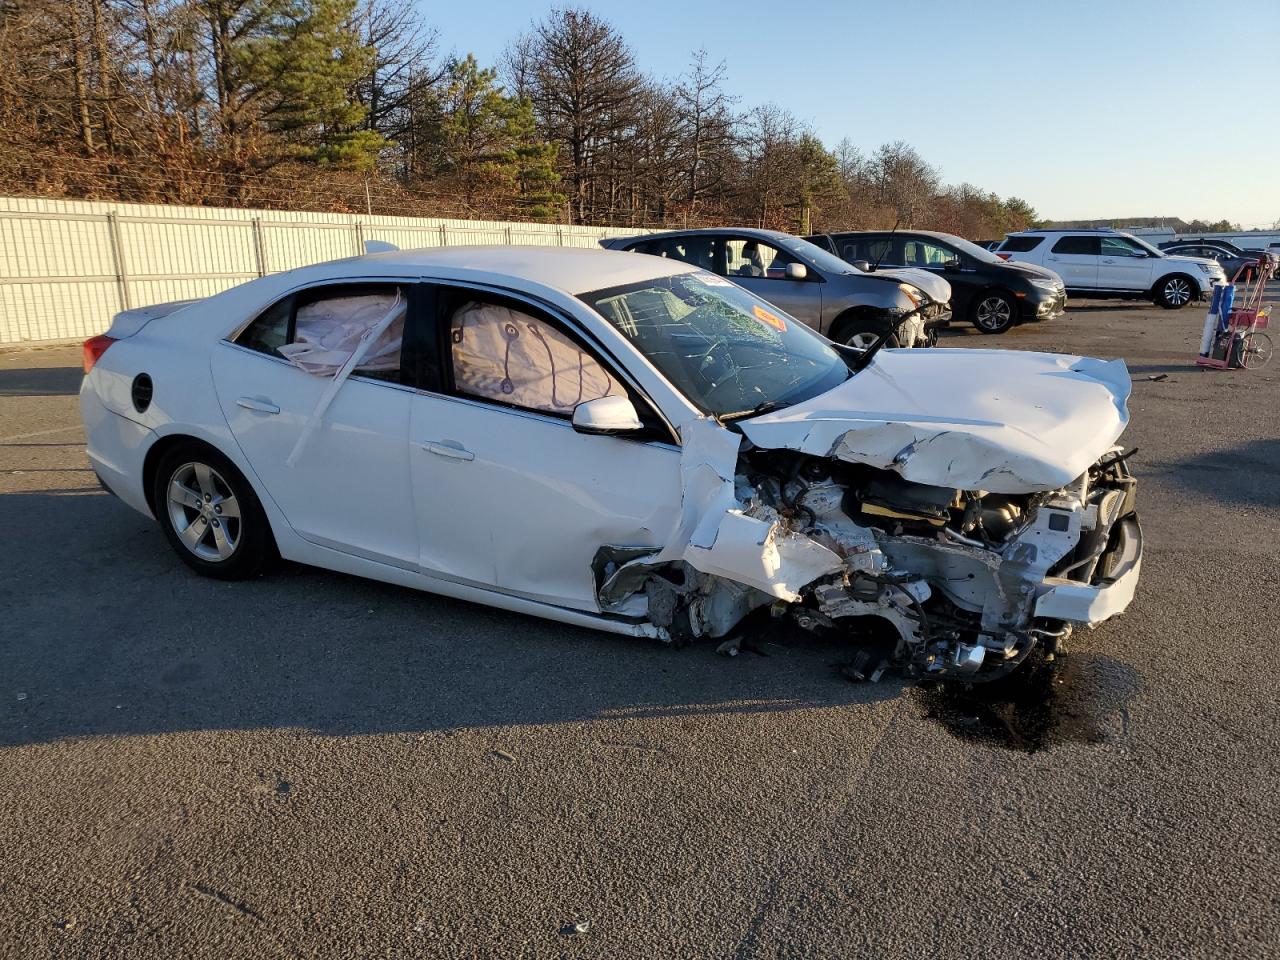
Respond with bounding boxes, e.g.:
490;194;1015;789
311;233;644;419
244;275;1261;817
0;197;643;344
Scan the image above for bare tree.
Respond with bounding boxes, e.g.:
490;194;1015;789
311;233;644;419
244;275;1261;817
508;6;638;221
673;49;735;206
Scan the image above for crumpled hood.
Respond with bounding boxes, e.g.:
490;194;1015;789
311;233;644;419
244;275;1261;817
871;267;952;304
739;349;1132;494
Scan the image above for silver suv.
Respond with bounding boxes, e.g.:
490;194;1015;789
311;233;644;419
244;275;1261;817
997;228;1225;309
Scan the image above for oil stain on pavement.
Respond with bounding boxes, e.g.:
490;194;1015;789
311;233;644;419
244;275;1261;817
913;650;1137;753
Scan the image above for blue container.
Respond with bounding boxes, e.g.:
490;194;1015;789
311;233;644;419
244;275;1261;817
1217;284;1236;333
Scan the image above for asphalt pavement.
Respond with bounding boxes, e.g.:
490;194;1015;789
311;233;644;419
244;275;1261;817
1;301;1278;959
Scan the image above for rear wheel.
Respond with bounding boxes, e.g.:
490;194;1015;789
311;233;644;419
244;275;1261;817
972;292;1016;334
1239;331;1273;368
1156;274;1196;309
153;442;277;580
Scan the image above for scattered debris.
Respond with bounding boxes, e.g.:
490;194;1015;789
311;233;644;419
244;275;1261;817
560;920;592;936
1145;373;1170;382
15;692;26;701
841;649;889;683
490;749;516;763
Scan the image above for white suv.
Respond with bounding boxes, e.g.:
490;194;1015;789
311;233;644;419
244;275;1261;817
997;229;1225;309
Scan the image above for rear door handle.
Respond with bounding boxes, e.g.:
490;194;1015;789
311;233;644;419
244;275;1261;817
418;440;475;462
236;397;280;414
1101;259;1116;264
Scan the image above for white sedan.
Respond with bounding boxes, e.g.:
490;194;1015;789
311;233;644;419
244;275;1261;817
80;246;1142;680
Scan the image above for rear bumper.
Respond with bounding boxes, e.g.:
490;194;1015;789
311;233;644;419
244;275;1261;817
1033;515;1142;625
80;379;155;518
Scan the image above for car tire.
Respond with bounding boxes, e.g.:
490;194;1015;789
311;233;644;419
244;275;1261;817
845;329;900;350
152;441;278;580
1155;274;1196;310
972;291;1017;334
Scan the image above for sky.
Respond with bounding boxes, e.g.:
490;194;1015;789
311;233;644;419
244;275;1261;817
417;0;1280;227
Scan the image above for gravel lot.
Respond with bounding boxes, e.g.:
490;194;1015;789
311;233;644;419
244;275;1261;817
2;301;1278;959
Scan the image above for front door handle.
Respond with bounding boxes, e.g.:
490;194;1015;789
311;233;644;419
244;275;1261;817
1101;259;1116;264
237;397;280;414
418;440;475;462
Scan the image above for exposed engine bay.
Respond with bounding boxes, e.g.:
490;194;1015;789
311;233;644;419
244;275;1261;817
596;428;1140;682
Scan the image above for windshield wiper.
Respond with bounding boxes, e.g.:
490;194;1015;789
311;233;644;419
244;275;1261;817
718;399;790;423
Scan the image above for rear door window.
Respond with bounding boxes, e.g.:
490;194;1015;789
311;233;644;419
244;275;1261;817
1050;236;1101;256
234;283;408;383
646;236;717;271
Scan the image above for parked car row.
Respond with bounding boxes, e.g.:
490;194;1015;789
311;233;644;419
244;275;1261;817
1156;237;1265;283
601;229;950;348
805;230;1067;334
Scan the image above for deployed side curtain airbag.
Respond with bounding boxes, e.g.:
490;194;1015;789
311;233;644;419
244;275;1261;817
450;301;621;414
285;292;404;468
280;293;405;376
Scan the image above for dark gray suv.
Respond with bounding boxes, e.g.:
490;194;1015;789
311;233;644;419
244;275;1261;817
601;228;952;348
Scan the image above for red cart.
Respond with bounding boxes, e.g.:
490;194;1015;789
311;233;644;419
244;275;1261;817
1197;253;1275;369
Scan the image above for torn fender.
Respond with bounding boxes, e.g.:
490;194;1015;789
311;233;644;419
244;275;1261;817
597;418;842;612
740;350;1132;494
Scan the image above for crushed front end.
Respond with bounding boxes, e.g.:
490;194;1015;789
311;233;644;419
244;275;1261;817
734;446;1141;680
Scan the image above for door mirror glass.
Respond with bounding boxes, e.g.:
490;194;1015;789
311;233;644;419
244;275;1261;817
571;395;644;435
785;262;808;281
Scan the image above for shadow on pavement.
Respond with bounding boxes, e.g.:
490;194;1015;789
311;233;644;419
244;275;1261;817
1161;438;1280;509
0;365;83;397
0;490;903;748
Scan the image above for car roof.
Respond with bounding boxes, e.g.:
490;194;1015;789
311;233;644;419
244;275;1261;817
302;244;697;296
1010;228;1120;235
817;229;959;242
620;227;796;243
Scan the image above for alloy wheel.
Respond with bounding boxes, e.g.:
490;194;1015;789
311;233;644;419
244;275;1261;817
166;461;242;562
1162;278;1192;306
846;331;880;350
975;296;1012;330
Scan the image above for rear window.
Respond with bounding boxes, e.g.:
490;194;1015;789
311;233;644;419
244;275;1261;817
998;236;1045;253
1050;236;1100;256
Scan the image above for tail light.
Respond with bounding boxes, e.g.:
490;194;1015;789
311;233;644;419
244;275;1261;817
82;334;116;373
996;253;1012;261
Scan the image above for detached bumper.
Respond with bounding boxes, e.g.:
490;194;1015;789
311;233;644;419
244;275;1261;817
1033;515;1142;625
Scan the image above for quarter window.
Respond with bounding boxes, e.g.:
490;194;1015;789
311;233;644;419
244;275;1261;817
999;236;1045;253
449;299;622;417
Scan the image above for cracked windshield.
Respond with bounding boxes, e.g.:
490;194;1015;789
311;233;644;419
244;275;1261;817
580;271;849;417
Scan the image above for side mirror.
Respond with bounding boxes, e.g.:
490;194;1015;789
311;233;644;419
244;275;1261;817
785;262;808;280
852;260;872;272
943;258;962;271
572;395;644;436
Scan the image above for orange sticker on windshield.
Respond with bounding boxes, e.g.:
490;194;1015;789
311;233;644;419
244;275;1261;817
753;304;787;332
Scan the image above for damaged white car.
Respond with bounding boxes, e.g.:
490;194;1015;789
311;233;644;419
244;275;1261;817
80;247;1141;681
